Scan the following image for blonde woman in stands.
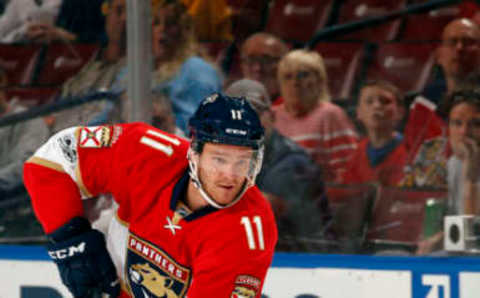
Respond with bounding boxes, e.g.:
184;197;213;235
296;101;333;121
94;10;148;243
273;49;358;182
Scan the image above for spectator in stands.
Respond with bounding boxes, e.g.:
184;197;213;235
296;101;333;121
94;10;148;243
114;0;222;134
49;0;127;134
446;89;480;216
273;49;357;182
0;67;49;199
225;78;333;251
416;89;480;255
240;32;289;105
399;18;480;188
0;0;62;43
423;18;480;107
341;80;407;186
0;0;106;44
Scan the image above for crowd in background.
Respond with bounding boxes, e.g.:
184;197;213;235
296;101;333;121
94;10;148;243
1;0;480;256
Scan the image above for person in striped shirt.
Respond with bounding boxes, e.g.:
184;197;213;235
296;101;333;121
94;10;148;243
273;49;357;181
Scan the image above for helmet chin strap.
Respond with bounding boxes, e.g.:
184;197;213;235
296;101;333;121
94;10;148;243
187;148;252;209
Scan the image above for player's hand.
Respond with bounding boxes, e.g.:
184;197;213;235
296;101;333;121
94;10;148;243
46;217;120;298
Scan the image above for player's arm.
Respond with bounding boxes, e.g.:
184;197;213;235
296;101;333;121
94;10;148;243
187;211;277;297
24;126;118;232
23;125;124;297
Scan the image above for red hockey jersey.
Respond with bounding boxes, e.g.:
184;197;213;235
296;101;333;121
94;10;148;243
341;138;408;186
23;122;277;298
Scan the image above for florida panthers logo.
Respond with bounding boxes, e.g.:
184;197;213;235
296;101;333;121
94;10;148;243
231;285;256;298
129;263;178;298
126;234;191;297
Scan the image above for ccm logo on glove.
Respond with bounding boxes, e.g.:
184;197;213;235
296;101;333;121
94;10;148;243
48;242;86;259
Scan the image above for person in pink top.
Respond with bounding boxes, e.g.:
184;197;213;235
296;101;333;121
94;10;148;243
273;49;358;181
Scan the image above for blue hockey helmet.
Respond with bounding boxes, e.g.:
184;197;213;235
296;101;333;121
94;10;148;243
188;93;264;151
187;93;265;209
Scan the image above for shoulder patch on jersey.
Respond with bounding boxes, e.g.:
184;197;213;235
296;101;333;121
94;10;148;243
57;133;77;164
231;275;260;298
78;126;112;148
111;125;123;145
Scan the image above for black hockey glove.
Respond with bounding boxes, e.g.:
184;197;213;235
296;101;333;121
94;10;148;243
46;217;120;298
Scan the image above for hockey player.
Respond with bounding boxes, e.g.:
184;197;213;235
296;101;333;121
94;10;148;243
23;93;277;297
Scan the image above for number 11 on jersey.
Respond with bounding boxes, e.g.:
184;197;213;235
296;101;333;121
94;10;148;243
241;216;265;250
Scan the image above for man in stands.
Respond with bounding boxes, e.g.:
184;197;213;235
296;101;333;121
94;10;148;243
23;93;276;297
401;18;480;188
424;18;480;107
240;32;289;105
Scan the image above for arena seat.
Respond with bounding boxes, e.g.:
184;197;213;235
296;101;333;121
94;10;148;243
365;42;437;94
366;186;447;252
335;0;406;42
6;86;60;106
227;0;270;40
202;41;234;64
313;42;366;100
265;0;334;43
398;6;460;41
35;43;100;85
325;183;377;252
0;44;42;86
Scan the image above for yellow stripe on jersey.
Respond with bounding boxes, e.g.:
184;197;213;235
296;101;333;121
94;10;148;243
26;156;65;173
75;164;92;198
115;211;130;227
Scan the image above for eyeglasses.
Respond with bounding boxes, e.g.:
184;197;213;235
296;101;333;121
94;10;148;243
281;70;317;81
242;55;279;67
442;37;480;49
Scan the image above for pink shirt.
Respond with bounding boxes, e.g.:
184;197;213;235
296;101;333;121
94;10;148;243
273;100;358;181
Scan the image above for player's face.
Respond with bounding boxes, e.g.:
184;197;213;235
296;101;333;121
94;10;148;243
448;102;480;159
357;86;402;132
197;143;254;205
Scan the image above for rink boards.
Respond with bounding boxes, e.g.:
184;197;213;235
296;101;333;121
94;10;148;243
1;245;480;298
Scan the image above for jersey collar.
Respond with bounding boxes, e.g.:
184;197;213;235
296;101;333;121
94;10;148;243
170;169;217;221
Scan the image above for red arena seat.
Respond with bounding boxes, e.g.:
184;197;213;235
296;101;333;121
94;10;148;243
265;0;335;43
366;186;447;247
6;86;60;106
365;42;438;94
313;42;366;100
35;43;100;85
0;44;42;86
325;183;377;244
398;6;461;41
336;0;406;42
